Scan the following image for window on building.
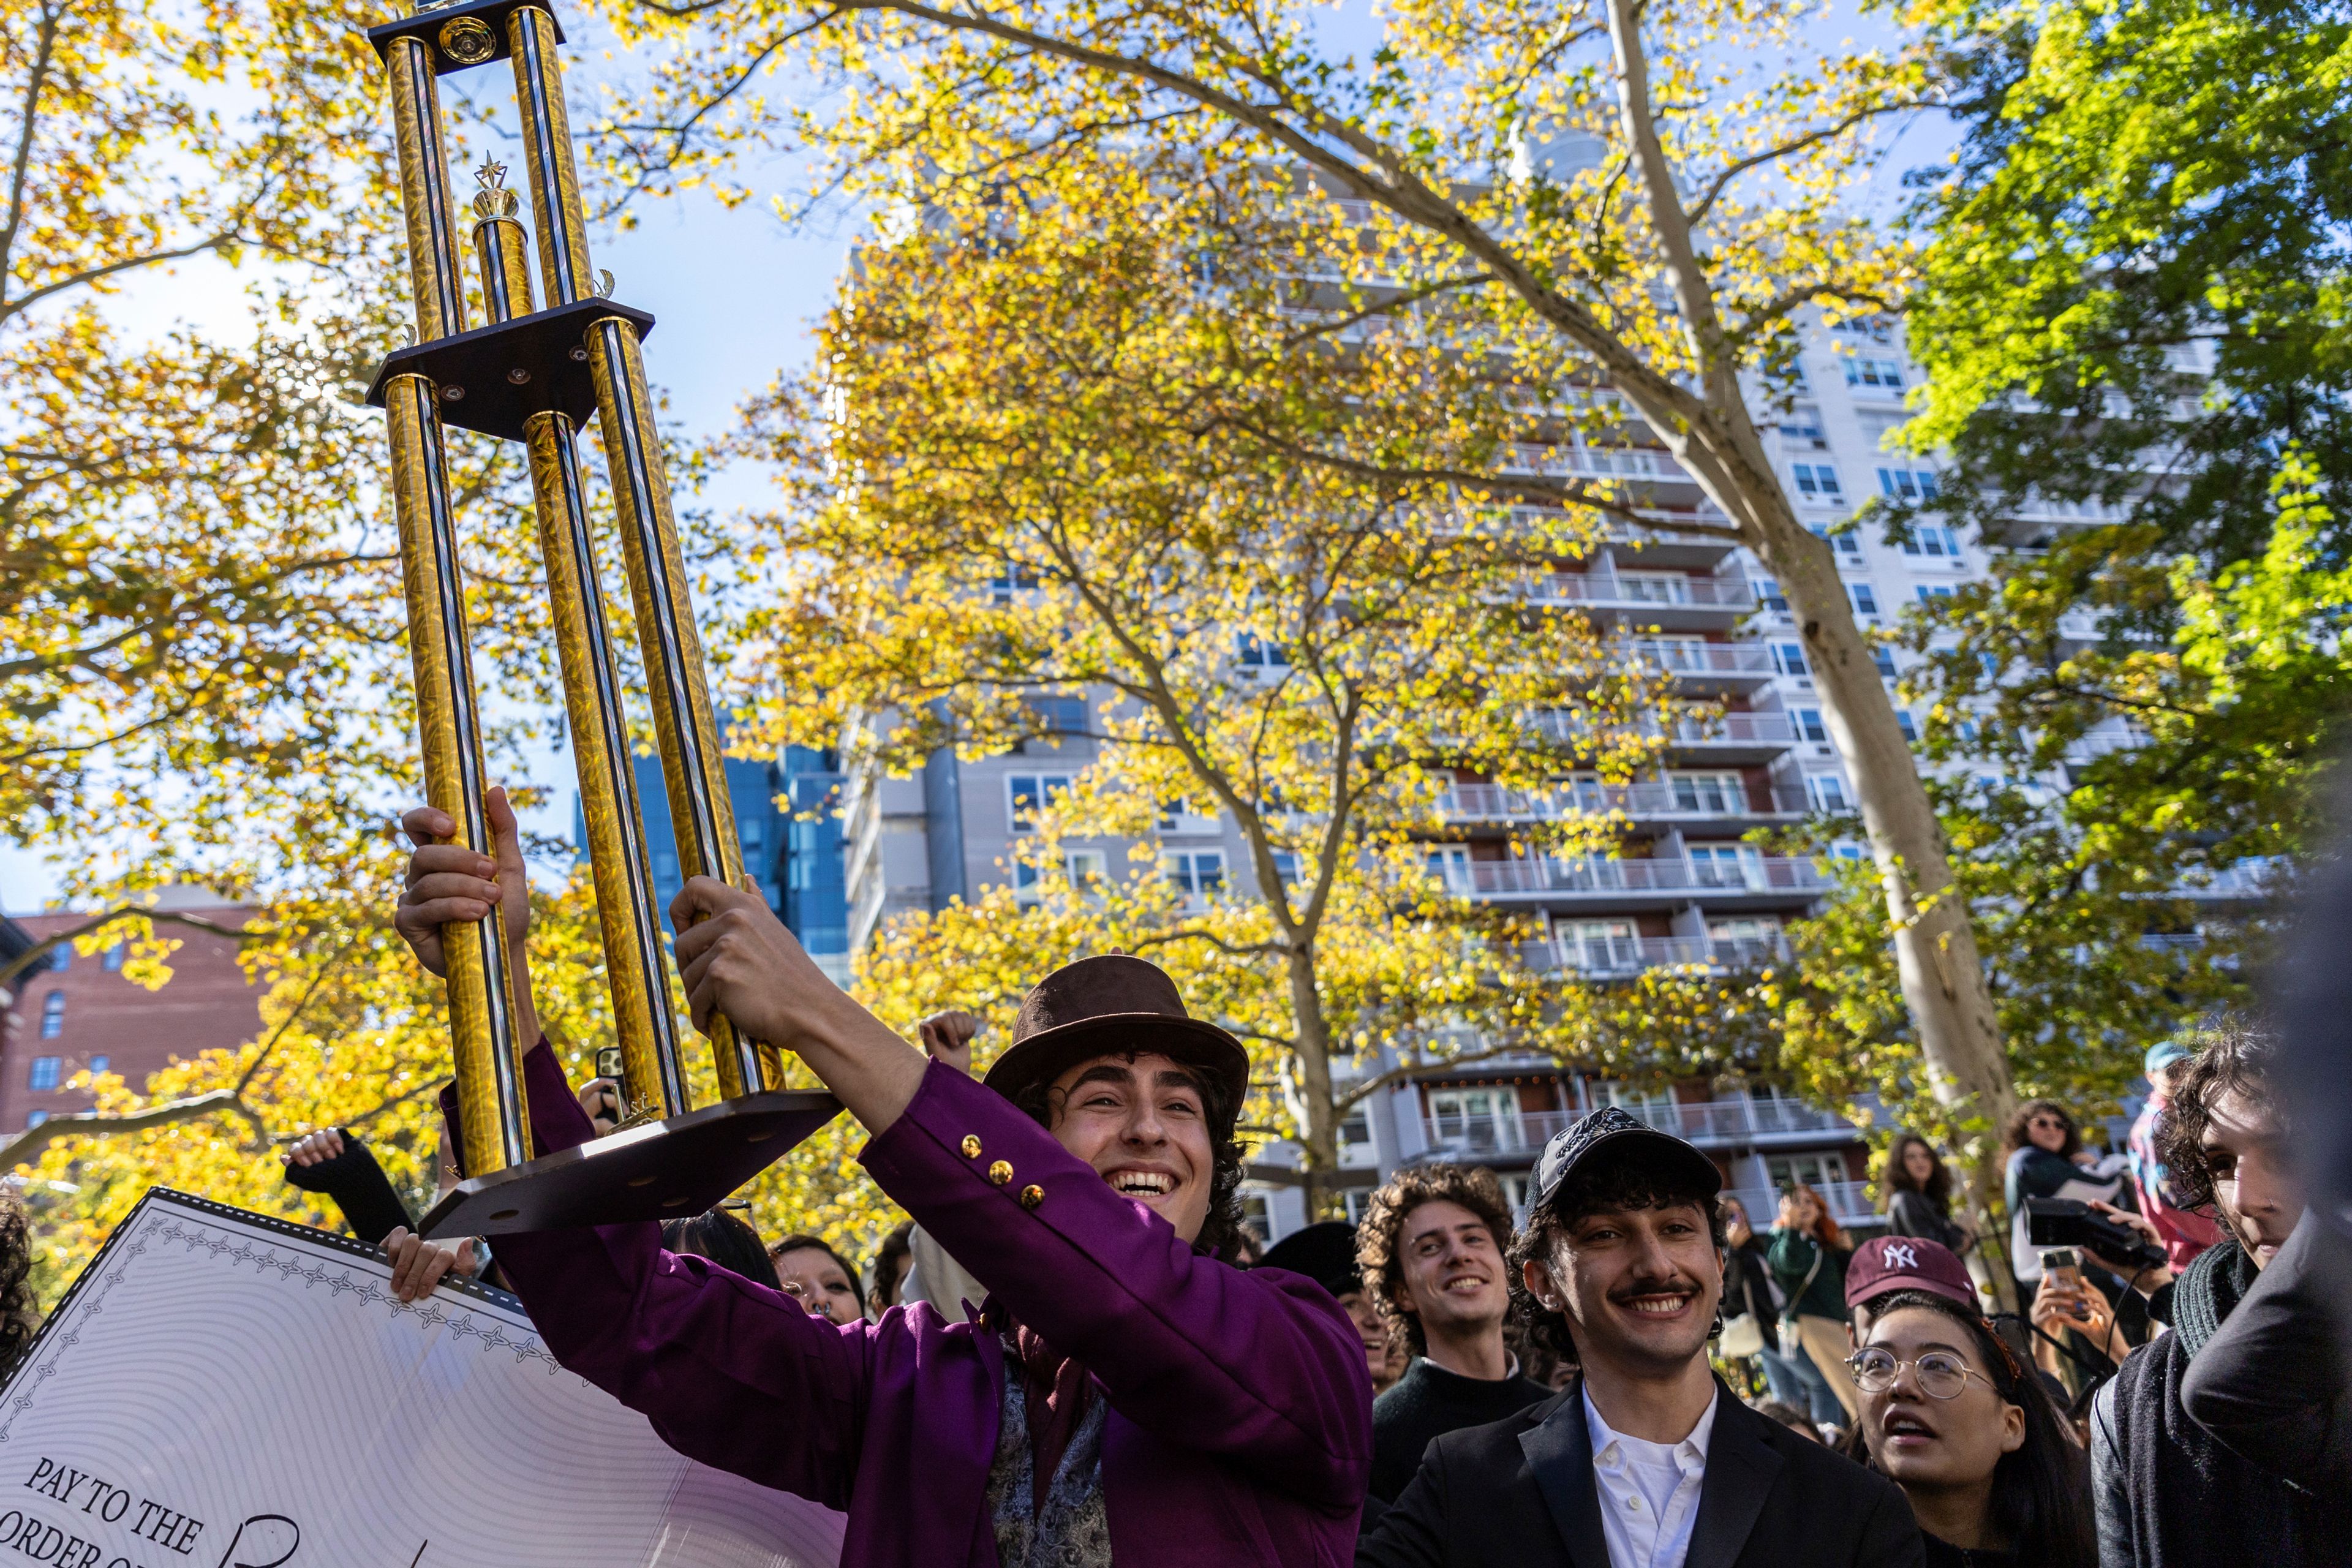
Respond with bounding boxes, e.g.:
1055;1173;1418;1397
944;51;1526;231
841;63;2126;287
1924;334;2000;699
1849;584;1879;616
1164;850;1226;903
1027;695;1087;735
1806;522;1862;559
1428;1086;1523;1154
1793;707;1828;744
28;1057;61;1090
37;994;64;1041
1560;919;1642;973
1271;850;1305;886
1687;844;1762;888
1875;467;1942;503
1007;774;1073;831
100;944;124;972
1806;773;1852;812
1236;633;1291;671
1916;584;1955;603
23;1112;45;1130
45;946;67;973
1898;524;1965;560
1779;419;1826;448
1844;357;1905;391
1790;462;1843;501
1767;1152;1849;1194
1616;573;1689;605
1015;848;1107;895
1753;576;1789;614
88;1055;109;1079
1240;1191;1272;1242
1772;642;1810;678
1666;772;1746;813
1338;1108;1372;1150
1896;710;1919;744
1425;845;1471;893
988;564;1040;604
1872;646;1899;680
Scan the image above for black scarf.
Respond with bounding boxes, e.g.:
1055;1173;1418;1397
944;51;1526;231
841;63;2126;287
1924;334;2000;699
2171;1236;2257;1360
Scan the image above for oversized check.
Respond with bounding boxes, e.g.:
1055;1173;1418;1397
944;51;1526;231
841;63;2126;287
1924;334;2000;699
0;1190;844;1568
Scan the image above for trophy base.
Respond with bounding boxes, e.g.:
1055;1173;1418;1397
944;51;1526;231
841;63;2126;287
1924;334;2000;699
417;1088;842;1238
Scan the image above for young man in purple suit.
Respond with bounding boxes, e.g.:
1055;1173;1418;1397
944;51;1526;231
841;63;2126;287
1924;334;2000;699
386;799;1372;1567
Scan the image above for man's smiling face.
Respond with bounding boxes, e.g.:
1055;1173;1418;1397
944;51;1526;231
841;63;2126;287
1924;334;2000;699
1528;1199;1722;1376
1394;1199;1510;1341
1047;1051;1216;1244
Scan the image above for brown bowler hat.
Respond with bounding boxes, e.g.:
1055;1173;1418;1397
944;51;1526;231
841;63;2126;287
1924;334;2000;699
980;954;1251;1110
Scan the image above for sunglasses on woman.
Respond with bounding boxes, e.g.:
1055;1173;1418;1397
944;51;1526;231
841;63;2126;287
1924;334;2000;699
1846;1347;1999;1400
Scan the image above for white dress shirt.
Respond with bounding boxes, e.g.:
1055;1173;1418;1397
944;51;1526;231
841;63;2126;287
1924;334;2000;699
1582;1382;1718;1568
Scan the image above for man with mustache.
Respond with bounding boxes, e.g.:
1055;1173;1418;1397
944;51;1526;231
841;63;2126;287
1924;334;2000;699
383;799;1371;1567
1357;1106;1923;1567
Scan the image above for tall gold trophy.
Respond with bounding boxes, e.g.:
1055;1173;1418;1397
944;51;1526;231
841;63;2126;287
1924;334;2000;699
361;0;837;1237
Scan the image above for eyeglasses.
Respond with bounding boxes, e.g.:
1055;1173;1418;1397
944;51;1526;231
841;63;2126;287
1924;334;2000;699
1847;1347;1998;1400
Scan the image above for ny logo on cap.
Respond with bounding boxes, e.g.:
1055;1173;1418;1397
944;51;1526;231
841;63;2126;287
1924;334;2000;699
1885;1243;1919;1270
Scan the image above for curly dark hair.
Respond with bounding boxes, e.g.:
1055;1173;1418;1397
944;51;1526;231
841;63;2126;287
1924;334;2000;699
1878;1133;1955;1207
1506;1145;1724;1365
2002;1099;2081;1161
1009;1053;1248;1260
0;1191;39;1380
1355;1163;1515;1357
2155;1021;2283;1214
1841;1289;2097;1568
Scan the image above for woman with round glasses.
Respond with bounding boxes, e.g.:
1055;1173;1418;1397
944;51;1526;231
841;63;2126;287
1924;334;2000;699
1842;1289;2095;1568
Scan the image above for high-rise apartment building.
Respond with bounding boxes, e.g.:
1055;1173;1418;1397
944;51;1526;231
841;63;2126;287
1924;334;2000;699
833;301;2171;1245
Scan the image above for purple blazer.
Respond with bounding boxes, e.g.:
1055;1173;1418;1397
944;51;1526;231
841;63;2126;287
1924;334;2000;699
491;1047;1372;1567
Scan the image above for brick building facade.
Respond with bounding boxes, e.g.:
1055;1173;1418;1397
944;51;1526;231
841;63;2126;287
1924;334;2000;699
0;891;262;1133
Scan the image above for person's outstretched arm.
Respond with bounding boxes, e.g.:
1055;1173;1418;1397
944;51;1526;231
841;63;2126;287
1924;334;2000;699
483;1043;879;1510
2179;1207;2352;1488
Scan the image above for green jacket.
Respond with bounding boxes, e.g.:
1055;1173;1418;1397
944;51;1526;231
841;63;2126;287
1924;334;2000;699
1766;1226;1852;1322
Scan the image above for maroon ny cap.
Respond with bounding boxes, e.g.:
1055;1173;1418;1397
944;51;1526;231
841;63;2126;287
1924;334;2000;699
1845;1234;1978;1311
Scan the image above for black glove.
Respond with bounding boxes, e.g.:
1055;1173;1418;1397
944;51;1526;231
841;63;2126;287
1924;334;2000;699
282;1130;415;1246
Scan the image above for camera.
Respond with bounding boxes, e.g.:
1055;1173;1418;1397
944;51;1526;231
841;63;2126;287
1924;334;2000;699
2026;1196;2165;1271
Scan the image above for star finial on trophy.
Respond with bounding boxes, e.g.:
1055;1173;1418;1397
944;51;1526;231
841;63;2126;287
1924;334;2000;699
472;159;519;220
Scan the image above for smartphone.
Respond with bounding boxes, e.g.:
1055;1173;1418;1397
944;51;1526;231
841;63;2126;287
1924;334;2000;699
2039;1246;2092;1320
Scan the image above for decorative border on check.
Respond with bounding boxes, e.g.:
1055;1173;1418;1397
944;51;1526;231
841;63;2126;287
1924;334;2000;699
0;1189;560;1440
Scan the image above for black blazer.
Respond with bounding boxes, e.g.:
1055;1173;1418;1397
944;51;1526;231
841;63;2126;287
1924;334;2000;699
1356;1376;1924;1568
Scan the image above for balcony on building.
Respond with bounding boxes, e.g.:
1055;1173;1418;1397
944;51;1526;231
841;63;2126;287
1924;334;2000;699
1438;774;1807;835
1419;1087;1862;1163
1520;929;1792;979
1433;848;1832;911
1531;706;1797;769
1619;637;1779;695
1519;567;1755;631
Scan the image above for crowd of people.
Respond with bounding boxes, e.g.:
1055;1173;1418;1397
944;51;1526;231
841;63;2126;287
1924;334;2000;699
75;799;2331;1566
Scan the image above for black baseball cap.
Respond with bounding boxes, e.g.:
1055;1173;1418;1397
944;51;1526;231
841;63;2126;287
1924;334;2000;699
1529;1106;1722;1215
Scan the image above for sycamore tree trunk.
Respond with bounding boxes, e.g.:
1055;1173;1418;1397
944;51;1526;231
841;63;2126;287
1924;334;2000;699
1283;940;1343;1219
1600;0;2018;1295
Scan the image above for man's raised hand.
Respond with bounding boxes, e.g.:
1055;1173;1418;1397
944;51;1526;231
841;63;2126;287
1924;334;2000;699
917;1009;982;1077
394;785;529;978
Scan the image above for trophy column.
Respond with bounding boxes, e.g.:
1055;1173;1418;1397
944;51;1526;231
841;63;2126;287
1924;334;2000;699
382;28;530;1179
502;1;772;1100
469;164;689;1122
